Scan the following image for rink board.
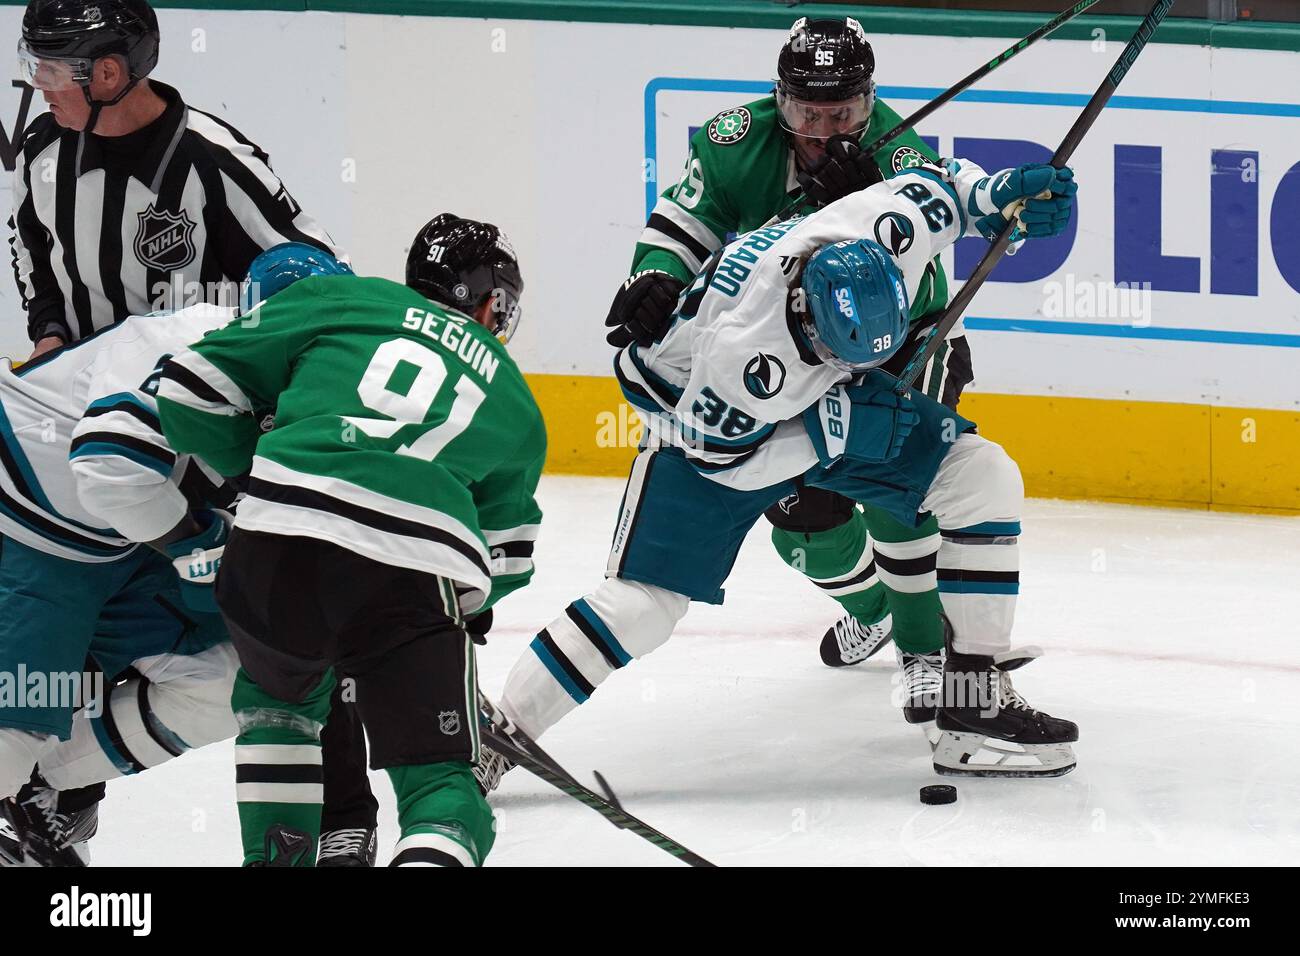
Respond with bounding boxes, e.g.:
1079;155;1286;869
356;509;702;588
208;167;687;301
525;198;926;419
0;5;1295;510
527;372;1300;514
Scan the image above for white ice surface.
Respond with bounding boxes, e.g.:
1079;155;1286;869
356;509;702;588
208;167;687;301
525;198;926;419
93;476;1300;866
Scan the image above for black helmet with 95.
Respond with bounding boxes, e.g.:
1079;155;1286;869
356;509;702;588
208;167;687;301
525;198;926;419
776;17;876;168
406;213;524;344
20;0;160;130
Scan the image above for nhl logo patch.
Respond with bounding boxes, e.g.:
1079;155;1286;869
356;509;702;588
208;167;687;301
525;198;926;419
874;211;915;257
743;352;786;399
891;146;926;173
438;710;461;736
708;108;751;145
134;204;197;271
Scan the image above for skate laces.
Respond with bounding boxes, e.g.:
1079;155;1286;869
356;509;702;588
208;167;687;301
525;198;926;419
318;828;372;859
473;746;515;795
899;648;944;696
24;787;61;838
20;785;93;847
995;669;1037;714
835;615;889;660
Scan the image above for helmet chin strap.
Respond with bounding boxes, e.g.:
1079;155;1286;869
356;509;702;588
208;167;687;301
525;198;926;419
80;76;141;135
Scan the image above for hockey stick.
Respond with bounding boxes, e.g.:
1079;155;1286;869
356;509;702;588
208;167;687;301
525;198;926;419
892;0;1178;393
766;0;1105;225
477;698;717;867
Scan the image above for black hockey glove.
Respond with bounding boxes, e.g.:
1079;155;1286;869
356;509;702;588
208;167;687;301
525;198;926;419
466;608;493;646
604;270;686;348
797;134;885;207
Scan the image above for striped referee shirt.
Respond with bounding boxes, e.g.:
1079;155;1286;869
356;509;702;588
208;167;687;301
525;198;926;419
8;81;340;345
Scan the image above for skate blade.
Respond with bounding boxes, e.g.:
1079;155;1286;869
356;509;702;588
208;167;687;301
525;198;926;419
933;731;1076;778
0;817;29;867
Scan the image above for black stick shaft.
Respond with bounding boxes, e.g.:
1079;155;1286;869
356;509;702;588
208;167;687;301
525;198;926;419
478;702;716;867
770;0;1104;224
893;0;1178;393
865;0;1104;159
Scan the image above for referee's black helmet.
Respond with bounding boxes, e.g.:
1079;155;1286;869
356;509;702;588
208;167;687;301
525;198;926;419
21;0;160;86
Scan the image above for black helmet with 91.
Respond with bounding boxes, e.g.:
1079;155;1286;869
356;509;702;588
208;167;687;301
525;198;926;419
406;213;524;344
776;17;876;167
19;0;160;131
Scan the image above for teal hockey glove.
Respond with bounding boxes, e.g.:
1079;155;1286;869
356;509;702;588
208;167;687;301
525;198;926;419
164;509;231;614
972;164;1077;239
843;372;920;463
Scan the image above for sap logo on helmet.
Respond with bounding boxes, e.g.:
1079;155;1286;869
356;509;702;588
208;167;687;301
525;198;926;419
846;18;867;41
835;286;857;321
891;275;906;312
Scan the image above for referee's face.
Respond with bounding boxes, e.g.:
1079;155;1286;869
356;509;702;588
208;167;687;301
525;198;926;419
43;57;128;132
43;84;91;130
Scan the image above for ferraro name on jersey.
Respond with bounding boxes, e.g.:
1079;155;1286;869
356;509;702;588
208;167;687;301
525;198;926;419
0;303;235;561
616;159;989;491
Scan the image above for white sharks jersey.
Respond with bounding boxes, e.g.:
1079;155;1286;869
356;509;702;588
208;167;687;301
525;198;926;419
615;160;994;491
0;303;235;561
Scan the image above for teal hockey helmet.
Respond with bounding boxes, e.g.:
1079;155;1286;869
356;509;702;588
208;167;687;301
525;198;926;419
799;238;907;372
239;242;352;315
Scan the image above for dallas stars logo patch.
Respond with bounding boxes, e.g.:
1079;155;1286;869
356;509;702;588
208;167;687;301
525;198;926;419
891;146;926;173
744;352;786;399
708;108;751;145
874;211;915;257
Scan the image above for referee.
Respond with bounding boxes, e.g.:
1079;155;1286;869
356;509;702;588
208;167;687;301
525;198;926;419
5;0;378;867
10;0;340;358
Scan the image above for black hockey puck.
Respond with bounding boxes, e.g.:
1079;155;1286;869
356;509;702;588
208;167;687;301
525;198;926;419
919;784;957;805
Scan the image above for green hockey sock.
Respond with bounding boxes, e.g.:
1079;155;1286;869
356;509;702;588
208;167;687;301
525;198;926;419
862;507;945;654
770;510;889;627
232;667;334;867
387;763;497;867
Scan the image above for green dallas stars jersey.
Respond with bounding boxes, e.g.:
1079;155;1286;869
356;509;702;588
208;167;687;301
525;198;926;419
155;274;546;615
634;95;948;324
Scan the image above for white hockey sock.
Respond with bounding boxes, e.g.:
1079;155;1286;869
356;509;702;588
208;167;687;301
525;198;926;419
922;433;1024;657
39;643;238;790
0;729;58;800
937;524;1020;657
501;577;688;738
